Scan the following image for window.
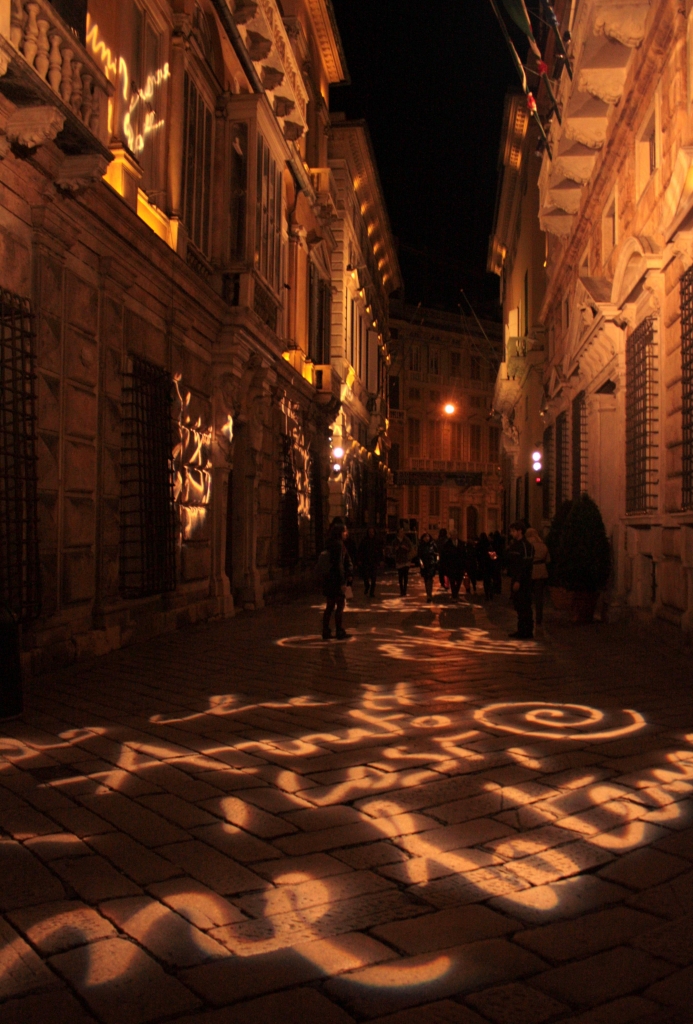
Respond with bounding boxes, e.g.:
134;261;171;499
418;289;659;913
555;411;569;507
183;72;214;257
349;297;355;366
450;351;461;377
636;106;658;198
470;423;482;462
308;264;331;365
429;486;440;517
255;134;282;292
428;420;442;460
626;316;659;514
522;269;529;337
120;357;177;598
572;391;588;498
489;425;500;463
543;425;554;519
408;346;420;372
450;421;462;461
470;355;481;381
603;192;617;260
408;387;421;401
230;122;248;261
128;2;166;201
0;288;40;623
429;348;439;374
429;390;440;405
408;485;419;515
389;443;400;472
389;375;400;410
681;266;693;509
407;417;421;457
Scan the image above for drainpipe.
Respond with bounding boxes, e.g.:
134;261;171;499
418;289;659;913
209;0;313;196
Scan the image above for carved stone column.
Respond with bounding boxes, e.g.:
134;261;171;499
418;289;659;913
167;14;190;255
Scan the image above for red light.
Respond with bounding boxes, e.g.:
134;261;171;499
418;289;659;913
535;476;542;484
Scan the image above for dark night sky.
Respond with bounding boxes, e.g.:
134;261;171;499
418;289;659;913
330;1;516;318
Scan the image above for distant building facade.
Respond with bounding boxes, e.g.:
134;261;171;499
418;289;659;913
387;302;502;539
489;0;693;634
0;0;398;675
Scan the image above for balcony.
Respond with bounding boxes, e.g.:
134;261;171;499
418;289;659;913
313;363;342;415
0;0;112;184
310;166;339;220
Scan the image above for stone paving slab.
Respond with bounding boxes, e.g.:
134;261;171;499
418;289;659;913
2;573;693;1022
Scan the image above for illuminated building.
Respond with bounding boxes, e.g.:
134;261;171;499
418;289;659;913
387;302;502;539
489;0;693;634
0;0;394;673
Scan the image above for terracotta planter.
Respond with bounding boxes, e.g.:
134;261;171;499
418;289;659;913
571;590;599;624
549;586;573;611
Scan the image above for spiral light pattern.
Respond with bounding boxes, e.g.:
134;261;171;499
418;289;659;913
474;701;646;741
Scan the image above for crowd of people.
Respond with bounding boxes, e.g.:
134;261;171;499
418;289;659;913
319;518;549;642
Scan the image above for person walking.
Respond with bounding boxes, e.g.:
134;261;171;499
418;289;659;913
506;520;535;639
436;528;448;590
465;541;478;594
490;530;504;595
357;526;382;598
526;527;550;629
321;522;353;640
475;532;494;601
394;528;413;596
417;532;438;603
442;530;466;600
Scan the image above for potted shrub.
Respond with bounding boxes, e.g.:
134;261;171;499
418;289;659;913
553;494;612;623
546;500;574;611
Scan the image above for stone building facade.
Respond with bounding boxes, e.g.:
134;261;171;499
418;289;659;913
0;0;398;675
387;301;503;539
490;0;693;633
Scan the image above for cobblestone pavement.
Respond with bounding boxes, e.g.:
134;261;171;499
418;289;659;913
2;574;693;1024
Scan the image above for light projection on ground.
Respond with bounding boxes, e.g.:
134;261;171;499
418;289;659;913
474;702;646;742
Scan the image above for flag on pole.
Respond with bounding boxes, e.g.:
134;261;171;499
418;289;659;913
500;0;541;57
539;0;573;79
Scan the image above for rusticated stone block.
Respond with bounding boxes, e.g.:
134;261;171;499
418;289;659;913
102;498;120;547
126;311;166;367
37;492;59;549
174;346;213;394
659;559;687;611
38;373;60;433
64;498;95;548
39;551;58;615
65;326;98;387
0;229;31;299
62;549;95;604
182;544;211;582
63;441;96;493
102;446;121;498
102;296;123;350
665;478;683;514
66;273;98;335
37;314;62;373
100;548;120;599
39;256;63;317
104;347;122;399
103;396;121;445
37;433;59;491
64;385;97;440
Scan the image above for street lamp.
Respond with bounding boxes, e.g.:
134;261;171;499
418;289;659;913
444;403;456;415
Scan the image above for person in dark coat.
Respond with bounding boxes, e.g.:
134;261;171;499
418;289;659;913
357;527;382;598
417;532;439;602
506;520;535;639
393;528;414;596
465;541;478;593
475;532;494;601
490;530;504;595
441;530;466;600
436;528;448;589
321;523;353;640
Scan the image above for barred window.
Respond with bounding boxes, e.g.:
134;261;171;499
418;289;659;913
555;411;569;507
308;264;331;365
0;289;40;622
120;357;177;598
626;316;659;514
681;266;693;509
255;134;282;293
183;72;214;258
543;425;554;519
571;391;587;498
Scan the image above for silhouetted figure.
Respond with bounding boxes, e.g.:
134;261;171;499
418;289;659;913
417;532;439;603
394;528;413;596
526;527;550;628
506;520;534;640
358;527;382;598
476;532;494;601
321;523;353;640
436;529;448;589
441;530;466;600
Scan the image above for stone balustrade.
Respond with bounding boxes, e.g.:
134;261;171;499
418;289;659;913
7;0;111;148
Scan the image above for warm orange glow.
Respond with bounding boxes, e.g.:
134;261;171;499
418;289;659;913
474;701;646;741
444;403;456;415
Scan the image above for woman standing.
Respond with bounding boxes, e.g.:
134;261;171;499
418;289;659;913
321;523;353;640
394;528;413;597
417;532;438;603
357;527;382;598
526;527;549;628
441;530;466;600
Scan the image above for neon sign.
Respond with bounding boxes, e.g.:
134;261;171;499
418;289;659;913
86;15;169;156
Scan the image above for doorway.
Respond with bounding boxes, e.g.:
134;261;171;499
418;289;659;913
448;506;461;534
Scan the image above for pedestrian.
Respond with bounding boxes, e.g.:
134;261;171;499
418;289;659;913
441;530;466;600
321;522;353;640
506;520;535;639
526;527;550;629
490;530;504;595
475;532;494;601
394;528;413;596
357;526;382;598
436;528;448;589
465;541;478;594
417;532;438;602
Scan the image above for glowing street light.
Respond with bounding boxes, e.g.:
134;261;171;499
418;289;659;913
333;446;344;459
333;463;342;473
444;403;456;415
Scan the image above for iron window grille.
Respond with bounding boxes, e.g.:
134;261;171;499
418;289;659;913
681;266;693;509
543;425;554;520
571;391;588;499
626;316;659;514
555;411;569;507
120;357;177;598
0;289;40;622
